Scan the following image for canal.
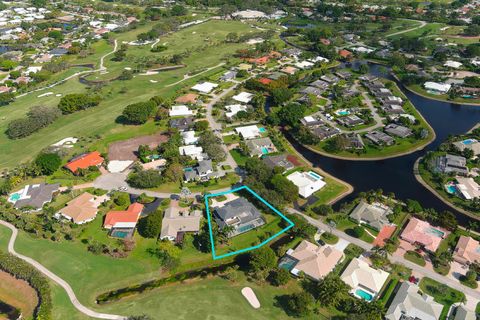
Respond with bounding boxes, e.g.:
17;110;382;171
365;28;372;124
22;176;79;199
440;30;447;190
289;63;480;225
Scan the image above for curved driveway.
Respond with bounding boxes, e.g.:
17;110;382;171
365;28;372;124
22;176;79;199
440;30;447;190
0;220;126;320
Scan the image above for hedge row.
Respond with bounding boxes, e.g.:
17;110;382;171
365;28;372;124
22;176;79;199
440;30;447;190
0;250;52;319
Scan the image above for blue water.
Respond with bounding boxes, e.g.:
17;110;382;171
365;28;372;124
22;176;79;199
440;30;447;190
308;171;321;180
462;139;476;145
184;168;193;172
446;185;457;194
356;289;373;301
112;231;129;239
279;258;297;271
337;110;350;116
259;127;266;133
238;224;254;233
427;227;445;238
8;193;21;202
261;147;269;155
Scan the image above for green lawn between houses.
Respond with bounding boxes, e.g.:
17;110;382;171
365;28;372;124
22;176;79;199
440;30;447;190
419;277;465;320
0;20;264;170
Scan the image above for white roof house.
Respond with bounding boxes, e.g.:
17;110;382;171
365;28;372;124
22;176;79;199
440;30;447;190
294;61;315;69
444;60;463;69
232;91;254;104
286;171;326;198
235;125;261;139
308;56;329;63
456;177;480;200
231;10;267;19
340;258;389;299
179;145;204;160
181;130;198;145
225;104;247;118
424;81;451;94
192;82;218;93
169;105;193;117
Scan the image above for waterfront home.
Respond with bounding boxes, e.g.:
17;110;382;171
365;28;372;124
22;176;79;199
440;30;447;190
455;177;480;200
311;125;341;141
169;105;193;117
232;91;253;104
262;154;295;172
434;154;468;176
225;104;247;119
382;104;404;114
179;145;204;160
184;160;218;182
384;124;413;138
8;183;59;211
169;117;194;131
424;81;451;94
235;125;261;139
340;258;389;301
160;206;202;243
58;192;108;224
365;131;394;146
280;240;343;281
453;138;480;155
65;151;104;174
103;203;144;238
400;217;449;252
349;201;392;231
192;81;218;94
246;137;276;157
213;197;265;237
286;171;326;198
385;282;443;320
453;235;480;265
345;134;365;150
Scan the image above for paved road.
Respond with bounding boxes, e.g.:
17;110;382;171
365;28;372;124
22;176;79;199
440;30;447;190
288;209;480;302
386;19;427;38
17;40;118;98
0;220;126;320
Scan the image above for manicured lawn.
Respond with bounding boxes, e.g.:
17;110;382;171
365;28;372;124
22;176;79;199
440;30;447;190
404;251;426;267
419;277;465;320
320;232;339;245
229;149;249;166
150;172;239;193
0;270;38;319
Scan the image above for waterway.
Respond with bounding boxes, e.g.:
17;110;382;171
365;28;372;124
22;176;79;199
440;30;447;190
288;62;480;225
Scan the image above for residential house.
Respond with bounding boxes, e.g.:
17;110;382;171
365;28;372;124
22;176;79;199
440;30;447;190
287;171;326;198
453;139;480;155
235;125;261;139
338;49;353;59
220;70;237;81
340;258;389;300
103;203;144;238
301;115;323;127
337;115;364;127
281;240;343;281
181;130;198;145
453;235;480;265
245;137;276;157
320;74;340;84
385;282;443;320
310;79;330;90
225;104;247;118
435;154;468;176
365;131;394;146
184;160;218;182
424;81;451;94
349;201;392;231
213;197;265;237
280;66;298;75
160;206;202;243
232;91;253;104
169;105;193;117
444;60;463;69
58;192;108;224
383;104;404;114
192;82;218;93
345;134;365;150
65;151;104;174
262;154;295;172
384;124;413;138
301;86;324;97
169;117;194;131
179;145;204;160
451;305;476;320
400;217;449;252
455;177;480;200
9;183;59;211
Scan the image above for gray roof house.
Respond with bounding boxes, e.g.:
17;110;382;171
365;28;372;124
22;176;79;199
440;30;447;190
262;154;295;172
169;117;194;131
12;183;60;211
220;70;237;81
349;201;392;231
435;154;468;176
300;86;324;97
184;160;220;182
337;115;364;127
246;137;276;157
385;282;443;320
365;131;394;146
213;198;265;237
384;124;413;138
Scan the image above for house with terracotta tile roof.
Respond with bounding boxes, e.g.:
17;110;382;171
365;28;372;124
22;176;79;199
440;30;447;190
373;225;396;247
400;217;449;252
338;49;353;59
281;240;343;281
453;235;480;265
258;77;273;85
65;151;104;174
104;203;144;238
58;192;109;224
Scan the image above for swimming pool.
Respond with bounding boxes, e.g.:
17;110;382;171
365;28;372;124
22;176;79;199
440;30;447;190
355;289;373;301
427;227;444;238
237;224;255;233
445;185;457;194
308;171;321;180
111;231;129;239
8;192;21;202
259;127;266;133
462;139;477;145
261;147;269;155
335;109;350;116
184;167;193;172
279;257;297;271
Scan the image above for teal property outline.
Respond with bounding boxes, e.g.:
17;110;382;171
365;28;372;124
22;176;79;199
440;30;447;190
204;185;295;260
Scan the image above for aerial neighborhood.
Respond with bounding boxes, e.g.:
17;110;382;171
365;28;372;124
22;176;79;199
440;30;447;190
0;0;479;319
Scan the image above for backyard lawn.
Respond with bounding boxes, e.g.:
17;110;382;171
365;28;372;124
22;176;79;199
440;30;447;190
419;277;465;320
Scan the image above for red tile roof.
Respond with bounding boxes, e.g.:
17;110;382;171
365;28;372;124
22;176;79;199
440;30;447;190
104;203;144;229
65;151;104;173
258;78;273;85
248;56;270;64
372;225;396;247
339;49;352;58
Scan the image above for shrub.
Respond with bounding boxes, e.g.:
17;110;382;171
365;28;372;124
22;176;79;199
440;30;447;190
127;169;162;188
351;226;365;238
138;210;162;238
34;153;62;175
269;268;290;286
58;93;101;114
7;106;61;139
122;101;157;124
